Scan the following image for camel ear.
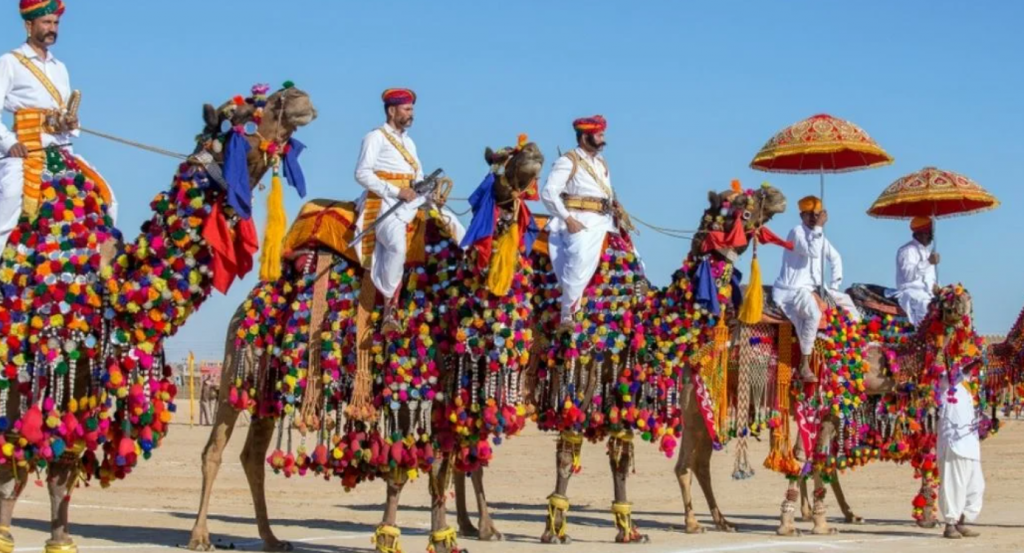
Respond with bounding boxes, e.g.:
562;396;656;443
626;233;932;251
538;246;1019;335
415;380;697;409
484;147;497;165
202;104;219;130
707;190;723;210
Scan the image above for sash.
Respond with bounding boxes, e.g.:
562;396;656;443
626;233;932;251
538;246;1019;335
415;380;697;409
566;151;612;199
11;51;64;107
377;127;419;174
360;171;414;268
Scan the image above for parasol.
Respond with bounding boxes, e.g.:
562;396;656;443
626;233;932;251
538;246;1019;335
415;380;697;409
751;113;893;296
867;166;999;281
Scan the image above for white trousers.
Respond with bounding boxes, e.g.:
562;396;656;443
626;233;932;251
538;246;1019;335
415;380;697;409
548;226;607;322
939;450;984;525
896;287;932;326
0;155;119;252
773;287;861;355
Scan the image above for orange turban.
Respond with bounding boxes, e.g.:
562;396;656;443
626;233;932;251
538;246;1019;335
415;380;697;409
382;88;416;107
910;216;933;232
797;195;823;213
572;115;607;134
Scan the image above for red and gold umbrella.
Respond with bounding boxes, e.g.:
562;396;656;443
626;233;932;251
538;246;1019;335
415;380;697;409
751;113;894;174
867;166;999;219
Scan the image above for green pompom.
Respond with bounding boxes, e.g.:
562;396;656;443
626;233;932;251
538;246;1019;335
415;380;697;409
282;80;295;89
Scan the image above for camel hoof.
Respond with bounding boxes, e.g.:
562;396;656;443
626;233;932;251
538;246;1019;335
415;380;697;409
615;531;650;544
776;526;801;537
716;521;737;533
844;514;865;525
811;526;838;536
262;540;294;552
917;520;939;529
457;524;480;539
685;523;706;535
540;533;572;545
478;527;503;542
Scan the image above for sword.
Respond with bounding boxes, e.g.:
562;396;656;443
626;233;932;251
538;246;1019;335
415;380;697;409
348;168;445;248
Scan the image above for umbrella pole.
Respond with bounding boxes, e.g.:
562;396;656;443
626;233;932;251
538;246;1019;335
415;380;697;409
819;164;829;300
933;206;940;285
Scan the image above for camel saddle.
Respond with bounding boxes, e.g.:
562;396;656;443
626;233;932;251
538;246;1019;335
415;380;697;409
743;283;906;328
282;198;440;266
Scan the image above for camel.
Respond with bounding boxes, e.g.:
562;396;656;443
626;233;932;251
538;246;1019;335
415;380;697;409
531;182;788;543
0;84;315;553
188;139;544;553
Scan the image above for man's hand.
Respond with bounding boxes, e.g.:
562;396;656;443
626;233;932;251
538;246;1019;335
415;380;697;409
929;252;941;265
397;187;418;202
63;115;79;131
566;217;586;235
5;143;28;158
818;210;829;226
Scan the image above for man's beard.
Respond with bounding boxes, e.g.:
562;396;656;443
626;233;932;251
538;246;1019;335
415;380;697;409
398;116;414;129
585;134;606;151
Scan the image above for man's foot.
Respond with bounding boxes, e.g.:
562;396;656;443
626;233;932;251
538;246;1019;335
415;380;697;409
797;358;818;383
943;524;962;539
381;302;402;334
956;517;980;538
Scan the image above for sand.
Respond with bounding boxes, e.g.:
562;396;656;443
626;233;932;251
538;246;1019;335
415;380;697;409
7;413;1022;553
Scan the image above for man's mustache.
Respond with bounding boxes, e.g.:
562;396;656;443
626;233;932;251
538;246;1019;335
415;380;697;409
44;32;57;40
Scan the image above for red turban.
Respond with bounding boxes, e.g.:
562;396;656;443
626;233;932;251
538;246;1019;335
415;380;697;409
910;216;933;232
382;88;416;107
573;115;607;134
20;0;63;21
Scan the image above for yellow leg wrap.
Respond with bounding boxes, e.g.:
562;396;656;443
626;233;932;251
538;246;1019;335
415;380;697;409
0;526;12;553
371;525;402;553
546;493;571;539
612;502;644;543
560;431;584;472
43;543;78;553
426;526;458;553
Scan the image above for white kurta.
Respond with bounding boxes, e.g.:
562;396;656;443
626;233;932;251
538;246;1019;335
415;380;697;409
894;239;936;326
938;379;984;525
353;124;464;299
541;148;616;322
772;224;860;355
0;44;117;251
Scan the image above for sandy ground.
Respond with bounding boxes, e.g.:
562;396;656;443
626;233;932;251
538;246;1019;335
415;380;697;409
6;411;1023;553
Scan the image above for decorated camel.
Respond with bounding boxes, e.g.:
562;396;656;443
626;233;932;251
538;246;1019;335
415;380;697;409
188;137;544;553
0;83;315;553
527;181;789;543
718;283;983;535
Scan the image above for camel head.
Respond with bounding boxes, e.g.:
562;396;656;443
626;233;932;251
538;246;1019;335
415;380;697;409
485;135;544;207
198;83;318;189
690;181;788;261
932;284;974;330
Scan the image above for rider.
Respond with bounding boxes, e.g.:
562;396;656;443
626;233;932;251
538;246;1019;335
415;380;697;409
541;114;632;328
353;88;462;332
894;216;939;326
0;0;117;251
772;195;860;383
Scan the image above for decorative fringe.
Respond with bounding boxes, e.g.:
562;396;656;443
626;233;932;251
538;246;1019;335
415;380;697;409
765;323;801;476
347;271;378;422
259;172;287;281
738;255;764;325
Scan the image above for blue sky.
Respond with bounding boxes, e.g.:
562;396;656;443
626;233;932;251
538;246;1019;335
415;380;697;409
4;1;1022;361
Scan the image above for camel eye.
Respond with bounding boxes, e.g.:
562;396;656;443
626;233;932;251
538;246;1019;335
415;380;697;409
741;210;752;221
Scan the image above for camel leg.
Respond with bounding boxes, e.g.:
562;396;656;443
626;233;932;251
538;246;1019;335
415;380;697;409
540;432;578;544
374;474;407;553
674;432;704;535
45;461;77;548
693;438;735;532
470;468;502;541
189;336;246;551
810;473;837;535
240;416;292;552
777;480;801;537
915;480;939;529
830;474;863;524
0;462;28;552
427;456;461;553
799;478;813;521
610;434;648;543
454;471;478;538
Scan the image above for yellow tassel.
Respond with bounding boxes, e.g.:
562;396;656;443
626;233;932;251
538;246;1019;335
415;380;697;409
738;255;763;325
485;223;520;296
259;172;287;281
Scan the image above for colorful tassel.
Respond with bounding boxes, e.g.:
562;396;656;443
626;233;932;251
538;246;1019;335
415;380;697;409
259;171;287;281
738;255;764;324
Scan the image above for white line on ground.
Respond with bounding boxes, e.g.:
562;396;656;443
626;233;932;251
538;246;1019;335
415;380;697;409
665;536;908;553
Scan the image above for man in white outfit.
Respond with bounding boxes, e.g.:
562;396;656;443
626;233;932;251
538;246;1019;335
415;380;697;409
353;88;463;332
894;216;939;326
541;115;627;327
0;0;117;253
938;372;984;539
772;195;860;383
